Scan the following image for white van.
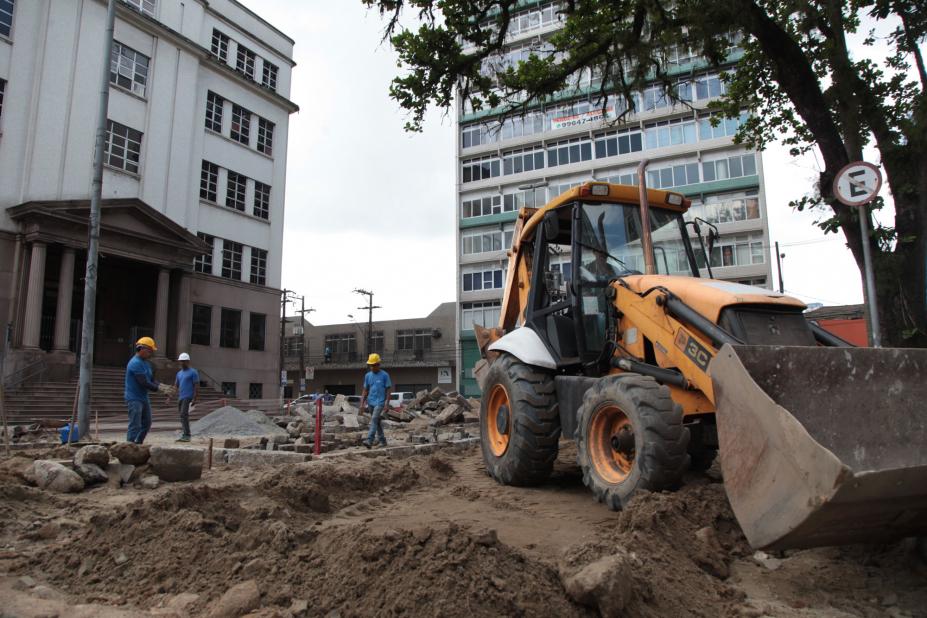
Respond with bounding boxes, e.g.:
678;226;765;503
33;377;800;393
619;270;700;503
389;392;414;409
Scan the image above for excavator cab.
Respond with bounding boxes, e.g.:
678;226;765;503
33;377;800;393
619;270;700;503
475;181;927;550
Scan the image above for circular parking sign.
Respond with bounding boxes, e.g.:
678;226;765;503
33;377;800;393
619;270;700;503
834;161;882;206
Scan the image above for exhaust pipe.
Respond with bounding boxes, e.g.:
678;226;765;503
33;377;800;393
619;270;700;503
636;159;656;275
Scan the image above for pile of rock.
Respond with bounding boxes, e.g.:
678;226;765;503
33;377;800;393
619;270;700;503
401;388;480;427
21;443;204;493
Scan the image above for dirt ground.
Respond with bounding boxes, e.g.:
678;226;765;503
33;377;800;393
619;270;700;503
0;441;925;617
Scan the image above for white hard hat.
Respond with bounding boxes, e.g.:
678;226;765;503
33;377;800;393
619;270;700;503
178;352;191;361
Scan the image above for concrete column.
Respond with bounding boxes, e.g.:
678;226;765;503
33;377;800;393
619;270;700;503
52;248;76;351
153;268;170;357
174;272;192;354
21;242;47;349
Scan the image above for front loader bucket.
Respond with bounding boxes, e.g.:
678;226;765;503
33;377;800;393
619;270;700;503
710;344;927;550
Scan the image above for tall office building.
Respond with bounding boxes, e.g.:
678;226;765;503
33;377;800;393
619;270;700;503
454;4;772;396
0;0;297;399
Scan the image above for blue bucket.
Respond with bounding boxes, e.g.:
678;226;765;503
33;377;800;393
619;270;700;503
59;423;79;444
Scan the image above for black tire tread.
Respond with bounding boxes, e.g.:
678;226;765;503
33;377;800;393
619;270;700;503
480;353;561;486
576;374;688;510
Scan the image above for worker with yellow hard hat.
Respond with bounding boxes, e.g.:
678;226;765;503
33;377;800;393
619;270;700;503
124;336;173;443
359;352;391;449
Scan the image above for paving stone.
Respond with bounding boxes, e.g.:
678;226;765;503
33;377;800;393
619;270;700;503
149;446;204;482
73;444;110;467
225;450;311;466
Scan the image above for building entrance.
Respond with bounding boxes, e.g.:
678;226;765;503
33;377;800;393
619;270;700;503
92;255;158;366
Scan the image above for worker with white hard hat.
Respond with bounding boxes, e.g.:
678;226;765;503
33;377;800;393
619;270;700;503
173;352;199;442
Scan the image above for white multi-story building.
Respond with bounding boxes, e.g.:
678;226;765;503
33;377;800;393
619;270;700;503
0;0;298;399
454;4;772;396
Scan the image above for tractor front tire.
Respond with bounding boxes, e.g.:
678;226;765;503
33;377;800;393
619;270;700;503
480;353;560;486
576;374;688;510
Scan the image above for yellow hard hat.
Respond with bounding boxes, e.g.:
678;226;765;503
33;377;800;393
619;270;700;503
366;353;381;365
135;336;158;351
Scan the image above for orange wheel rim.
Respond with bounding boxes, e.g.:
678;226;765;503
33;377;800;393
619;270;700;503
588;404;635;484
485;384;511;457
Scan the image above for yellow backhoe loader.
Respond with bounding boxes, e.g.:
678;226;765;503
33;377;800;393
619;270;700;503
473;178;927;550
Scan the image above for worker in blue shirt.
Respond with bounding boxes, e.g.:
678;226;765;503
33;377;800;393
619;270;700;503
360;353;391;448
124;337;172;444
173;352;199;442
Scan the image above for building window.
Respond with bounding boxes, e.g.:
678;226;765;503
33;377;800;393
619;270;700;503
0;0;12;38
221;240;242;280
694;73;725;100
547;137;593;167
226;171;247;212
324;333;356;362
503;187;546;212
462;155;500;183
200;160;218;202
250;247;267;285
461;195;502;218
211;29;229;61
370;331;385;354
594;129;643;159
702;153;757;182
462;230;504;255
220;308;241;348
698;111;747;141
110;41;149;97
646;162;701;189
257;118;274;156
396;329;432;352
221;381;237;397
205;91;223;132
236;44;256;80
688;190;761;225
503;147;545;175
230;104;251;145
249;383;263;399
248;312;266;351
194;233;213;274
462;267;504;291
461;301;501;331
253;181;270;220
262;60;278;90
123;0;156;17
191;304;211;346
104;120;142;174
644;118;697;150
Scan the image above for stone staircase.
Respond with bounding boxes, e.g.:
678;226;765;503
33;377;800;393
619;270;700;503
3;366;245;425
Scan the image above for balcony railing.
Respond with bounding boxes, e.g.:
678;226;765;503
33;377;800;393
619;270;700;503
283;349;456;369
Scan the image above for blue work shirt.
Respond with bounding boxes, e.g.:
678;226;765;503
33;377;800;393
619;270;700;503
363;370;392;407
175;367;199;400
125;355;156;402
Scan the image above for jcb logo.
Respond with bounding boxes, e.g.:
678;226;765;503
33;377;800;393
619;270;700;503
684;336;711;372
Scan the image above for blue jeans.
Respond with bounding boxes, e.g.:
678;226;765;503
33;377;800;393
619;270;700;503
127;399;152;444
366;404;387;445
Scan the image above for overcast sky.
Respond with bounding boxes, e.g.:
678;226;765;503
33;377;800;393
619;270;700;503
241;1;897;325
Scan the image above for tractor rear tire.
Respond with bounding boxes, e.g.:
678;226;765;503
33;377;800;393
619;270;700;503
480;353;560;486
576;374;688;510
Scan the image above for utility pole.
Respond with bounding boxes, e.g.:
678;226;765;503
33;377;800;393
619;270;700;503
774;241;785;294
295;296;315;396
280;289;289;400
77;0;116;439
352;288;381;357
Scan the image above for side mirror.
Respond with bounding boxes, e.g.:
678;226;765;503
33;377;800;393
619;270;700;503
543;212;559;242
707;228;719;255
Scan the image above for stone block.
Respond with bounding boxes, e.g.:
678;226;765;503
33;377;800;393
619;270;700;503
139;475;160;490
149;446;204;482
428;387;444;401
110;442;151;465
225;450;311;467
105;462;136;487
342;413;359;428
223;438;240;449
73;444;110;467
433;404;464;426
208;580;260;618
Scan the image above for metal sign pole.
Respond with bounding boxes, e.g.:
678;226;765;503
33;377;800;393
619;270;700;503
77;0;117;438
833;161;883;348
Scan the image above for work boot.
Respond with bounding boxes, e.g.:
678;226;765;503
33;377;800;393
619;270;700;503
362;440;372;449
377;441;388;448
176;435;191;443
